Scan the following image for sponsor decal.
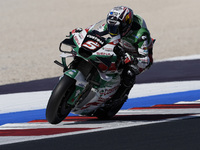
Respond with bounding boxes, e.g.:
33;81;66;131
78;83;85;88
79;33;84;39
68;71;74;75
74;35;80;46
81;86;119;110
87;35;104;45
75;90;81;97
104;47;114;51
96;52;111;56
65;69;78;78
100;86;119;96
71;69;77;73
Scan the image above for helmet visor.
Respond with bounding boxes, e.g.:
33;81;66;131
107;20;120;36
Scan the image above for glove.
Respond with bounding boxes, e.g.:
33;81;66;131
114;44;139;68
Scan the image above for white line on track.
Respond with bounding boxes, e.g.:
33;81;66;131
0;80;200;114
0;109;200;145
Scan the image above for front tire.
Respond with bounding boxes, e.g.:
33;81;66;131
46;75;76;124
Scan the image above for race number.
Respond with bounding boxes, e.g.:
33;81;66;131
82;41;100;50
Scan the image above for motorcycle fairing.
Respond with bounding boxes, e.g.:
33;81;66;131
57;20;123;116
72;74;121;115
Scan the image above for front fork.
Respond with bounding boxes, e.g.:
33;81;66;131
64;69;88;106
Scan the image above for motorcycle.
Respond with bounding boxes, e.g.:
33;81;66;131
46;20;133;124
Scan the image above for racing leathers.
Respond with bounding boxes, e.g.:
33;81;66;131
101;14;154;102
75;14;153;106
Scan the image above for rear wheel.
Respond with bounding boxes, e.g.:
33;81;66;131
46;75;76;124
95;95;127;120
95;102;124;120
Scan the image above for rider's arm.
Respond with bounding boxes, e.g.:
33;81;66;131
135;29;153;73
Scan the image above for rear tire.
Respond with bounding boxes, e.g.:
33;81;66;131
95;95;127;120
95;102;124;120
46;75;76;124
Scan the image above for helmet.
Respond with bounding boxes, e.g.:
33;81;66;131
106;6;134;36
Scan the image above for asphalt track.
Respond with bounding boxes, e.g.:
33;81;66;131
1;117;200;150
0;59;200;150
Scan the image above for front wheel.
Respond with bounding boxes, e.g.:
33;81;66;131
46;75;76;124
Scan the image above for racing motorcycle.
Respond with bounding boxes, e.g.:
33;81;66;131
46;20;131;124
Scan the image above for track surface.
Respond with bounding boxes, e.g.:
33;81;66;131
1;117;200;150
0;58;200;150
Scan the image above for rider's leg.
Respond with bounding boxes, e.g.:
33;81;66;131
110;64;136;101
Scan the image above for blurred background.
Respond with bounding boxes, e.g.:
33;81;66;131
0;0;199;85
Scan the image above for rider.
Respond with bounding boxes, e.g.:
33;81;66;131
104;6;154;103
74;6;154;108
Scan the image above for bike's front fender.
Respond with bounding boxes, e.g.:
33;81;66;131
64;69;87;86
64;69;88;106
